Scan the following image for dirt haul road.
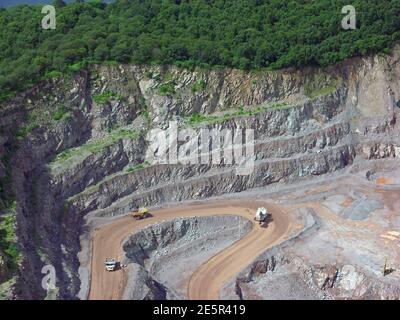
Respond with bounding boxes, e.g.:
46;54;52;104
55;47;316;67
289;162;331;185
88;200;293;300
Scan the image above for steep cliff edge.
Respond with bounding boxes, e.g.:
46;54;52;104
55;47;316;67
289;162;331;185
0;46;400;299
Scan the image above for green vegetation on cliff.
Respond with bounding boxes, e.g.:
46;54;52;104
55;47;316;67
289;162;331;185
93;91;123;104
50;126;140;173
0;201;20;274
186;103;289;126
1;0;400;98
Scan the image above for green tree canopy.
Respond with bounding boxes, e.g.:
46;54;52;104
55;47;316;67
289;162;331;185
1;0;400;98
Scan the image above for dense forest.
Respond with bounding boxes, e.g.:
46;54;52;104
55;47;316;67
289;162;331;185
1;0;400;99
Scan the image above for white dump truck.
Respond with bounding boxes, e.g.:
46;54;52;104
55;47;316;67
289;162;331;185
254;207;269;225
105;258;117;272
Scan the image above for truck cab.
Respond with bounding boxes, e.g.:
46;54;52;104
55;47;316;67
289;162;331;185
254;207;269;225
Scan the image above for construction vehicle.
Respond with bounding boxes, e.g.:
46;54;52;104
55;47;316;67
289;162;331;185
254;207;269;225
383;258;393;276
132;207;149;220
105;258;117;272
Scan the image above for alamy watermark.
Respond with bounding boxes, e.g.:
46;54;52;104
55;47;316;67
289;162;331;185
146;122;255;176
342;5;357;30
41;5;56;30
41;264;56;292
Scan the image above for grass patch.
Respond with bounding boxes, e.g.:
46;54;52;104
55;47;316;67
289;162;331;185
0;91;15;103
141;110;151;126
102;60;119;66
51;127;140;168
126;161;150;173
191;80;206;93
188;112;218;125
15;114;39;139
44;70;63;79
139;97;151;127
93;91;123;104
186;103;289;126
67;61;88;73
304;77;339;99
305;84;338;99
158;82;176;96
52;105;69;121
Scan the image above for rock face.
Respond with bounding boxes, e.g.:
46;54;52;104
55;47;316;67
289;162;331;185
222;200;400;300
229;252;400;300
0;46;399;299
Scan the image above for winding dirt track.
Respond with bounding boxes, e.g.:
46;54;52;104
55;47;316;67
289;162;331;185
88;200;293;300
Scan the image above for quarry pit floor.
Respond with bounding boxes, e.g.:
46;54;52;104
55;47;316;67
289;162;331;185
85;167;400;300
88;201;293;300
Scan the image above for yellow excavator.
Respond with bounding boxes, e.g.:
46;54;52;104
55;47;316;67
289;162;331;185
132;207;149;220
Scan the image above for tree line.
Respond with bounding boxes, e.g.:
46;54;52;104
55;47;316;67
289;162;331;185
1;0;400;99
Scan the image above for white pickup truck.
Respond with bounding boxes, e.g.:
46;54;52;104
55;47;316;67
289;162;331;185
105;258;117;272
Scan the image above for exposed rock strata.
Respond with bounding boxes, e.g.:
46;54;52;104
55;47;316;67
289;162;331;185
0;47;399;298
